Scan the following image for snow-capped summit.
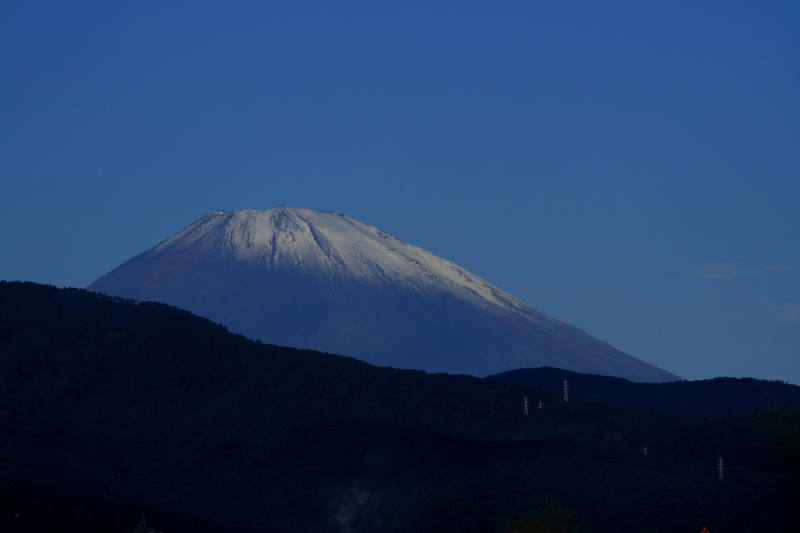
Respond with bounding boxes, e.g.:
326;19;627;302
88;207;681;382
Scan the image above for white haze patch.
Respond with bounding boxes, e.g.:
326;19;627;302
331;480;385;533
691;262;743;280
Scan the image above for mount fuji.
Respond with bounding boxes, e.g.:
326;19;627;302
88;207;680;382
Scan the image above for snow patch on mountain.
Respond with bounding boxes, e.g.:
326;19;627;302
148;207;561;325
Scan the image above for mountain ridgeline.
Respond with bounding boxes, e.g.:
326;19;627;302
487;367;800;419
87;206;680;382
1;281;798;532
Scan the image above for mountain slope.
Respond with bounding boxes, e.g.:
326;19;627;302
0;283;797;532
87;207;679;382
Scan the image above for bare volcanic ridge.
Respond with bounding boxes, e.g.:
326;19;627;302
88;207;681;382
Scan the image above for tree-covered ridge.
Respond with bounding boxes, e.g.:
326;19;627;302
1;282;798;532
487;367;800;419
0;280;226;330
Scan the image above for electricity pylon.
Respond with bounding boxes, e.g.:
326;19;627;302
718;457;724;479
523;396;529;415
642;446;648;456
562;380;569;402
537;400;544;409
134;514;156;533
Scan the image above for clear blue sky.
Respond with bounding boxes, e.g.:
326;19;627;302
2;1;798;383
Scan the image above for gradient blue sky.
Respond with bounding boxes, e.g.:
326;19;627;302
2;1;798;383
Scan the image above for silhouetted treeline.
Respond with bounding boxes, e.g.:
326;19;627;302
0;280;226;330
0;282;798;532
487;366;800;418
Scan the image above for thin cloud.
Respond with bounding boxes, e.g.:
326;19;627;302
774;303;800;322
764;264;792;273
691;263;743;280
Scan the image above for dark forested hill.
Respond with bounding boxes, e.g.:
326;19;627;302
1;281;798;532
0;281;227;330
486;367;800;418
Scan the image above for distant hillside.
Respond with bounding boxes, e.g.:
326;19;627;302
486;367;800;418
1;282;798;532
